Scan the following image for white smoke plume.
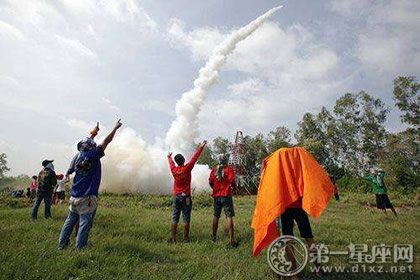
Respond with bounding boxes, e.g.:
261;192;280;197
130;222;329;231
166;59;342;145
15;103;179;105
100;6;283;194
165;5;283;154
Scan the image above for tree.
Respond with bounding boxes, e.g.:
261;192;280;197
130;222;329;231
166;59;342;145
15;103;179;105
243;134;268;176
212;136;231;156
295;108;340;176
333;92;389;174
295;112;329;165
266;126;291;153
378;131;419;194
393;76;420;130
0;153;10;179
196;145;216;168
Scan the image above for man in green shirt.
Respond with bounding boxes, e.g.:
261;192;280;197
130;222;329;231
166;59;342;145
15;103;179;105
31;160;57;220
364;169;397;217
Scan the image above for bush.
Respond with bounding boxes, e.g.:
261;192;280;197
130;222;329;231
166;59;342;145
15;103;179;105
336;175;371;193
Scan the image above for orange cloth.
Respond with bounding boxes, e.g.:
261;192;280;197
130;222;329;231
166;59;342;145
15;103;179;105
251;147;334;257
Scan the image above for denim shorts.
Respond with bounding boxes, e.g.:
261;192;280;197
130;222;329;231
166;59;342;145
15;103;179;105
213;196;235;218
172;194;192;223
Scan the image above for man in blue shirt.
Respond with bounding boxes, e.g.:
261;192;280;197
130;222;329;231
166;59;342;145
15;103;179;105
58;119;122;249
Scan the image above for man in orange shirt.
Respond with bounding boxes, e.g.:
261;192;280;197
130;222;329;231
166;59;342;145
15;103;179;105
208;154;238;248
167;140;206;243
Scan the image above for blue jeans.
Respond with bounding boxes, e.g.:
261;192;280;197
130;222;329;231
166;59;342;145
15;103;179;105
58;210;96;249
31;195;52;219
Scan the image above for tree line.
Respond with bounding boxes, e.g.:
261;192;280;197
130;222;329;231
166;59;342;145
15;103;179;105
198;76;419;194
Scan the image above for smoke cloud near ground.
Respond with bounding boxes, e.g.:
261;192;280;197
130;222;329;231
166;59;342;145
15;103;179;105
100;6;283;194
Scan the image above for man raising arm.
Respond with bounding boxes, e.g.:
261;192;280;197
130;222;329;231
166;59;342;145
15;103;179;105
167;140;207;243
58;119;122;249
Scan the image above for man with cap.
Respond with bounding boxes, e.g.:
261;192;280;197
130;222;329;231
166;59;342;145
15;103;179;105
208;154;238;248
58;119;122;249
31;160;57;220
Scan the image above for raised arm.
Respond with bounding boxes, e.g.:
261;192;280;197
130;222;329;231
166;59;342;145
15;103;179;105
167;152;176;171
362;174;372;181
186;140;207;169
99;119;122;151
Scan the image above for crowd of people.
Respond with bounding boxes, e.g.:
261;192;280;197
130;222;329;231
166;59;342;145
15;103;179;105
27;119;242;250
25;117;396;279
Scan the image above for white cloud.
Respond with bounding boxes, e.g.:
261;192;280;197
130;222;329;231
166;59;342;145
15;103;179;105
228;78;265;95
167;18;226;61
102;97;120;111
0;20;24;40
5;0;65;27
55;34;97;59
331;0;420;76
61;0;157;31
103;0;157;29
330;0;373;17
0;139;17;153
138;99;173;115
0;75;20;88
67;118;94;132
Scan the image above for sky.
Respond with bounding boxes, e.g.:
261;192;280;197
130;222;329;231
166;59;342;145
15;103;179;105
0;0;419;176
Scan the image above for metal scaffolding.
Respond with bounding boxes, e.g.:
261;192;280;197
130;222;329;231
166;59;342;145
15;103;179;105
229;131;257;194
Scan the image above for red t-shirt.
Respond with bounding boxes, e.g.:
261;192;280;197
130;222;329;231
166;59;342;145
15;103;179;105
168;146;204;196
29;179;38;191
209;165;236;197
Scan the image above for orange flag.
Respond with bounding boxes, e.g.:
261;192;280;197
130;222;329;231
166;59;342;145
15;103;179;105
251;147;334;257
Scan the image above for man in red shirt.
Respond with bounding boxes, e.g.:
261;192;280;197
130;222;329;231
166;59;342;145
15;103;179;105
208;155;238;248
167;140;206;243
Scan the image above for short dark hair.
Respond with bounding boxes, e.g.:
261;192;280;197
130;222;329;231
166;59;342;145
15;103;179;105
32;175;37;179
174;154;185;166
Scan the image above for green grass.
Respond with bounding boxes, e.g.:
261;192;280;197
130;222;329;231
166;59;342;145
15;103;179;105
0;192;418;280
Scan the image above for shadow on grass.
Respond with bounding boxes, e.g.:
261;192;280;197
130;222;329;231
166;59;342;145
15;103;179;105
103;243;181;264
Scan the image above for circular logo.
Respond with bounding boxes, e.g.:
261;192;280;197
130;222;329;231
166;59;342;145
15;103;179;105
267;235;309;276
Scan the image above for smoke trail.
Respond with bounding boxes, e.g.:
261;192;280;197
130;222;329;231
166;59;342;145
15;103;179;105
165;5;283;154
100;6;283;194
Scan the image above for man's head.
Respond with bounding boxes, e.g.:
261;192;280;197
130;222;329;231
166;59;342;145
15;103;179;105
370;168;377;175
42;160;54;171
77;137;97;152
32;175;37;180
174;154;185;166
216;154;230;166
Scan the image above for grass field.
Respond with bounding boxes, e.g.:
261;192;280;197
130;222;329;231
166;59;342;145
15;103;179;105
0;191;418;280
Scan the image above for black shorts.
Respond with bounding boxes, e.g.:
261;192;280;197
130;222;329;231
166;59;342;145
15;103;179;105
172;194;192;223
213;196;235;218
376;194;393;209
281;208;313;239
